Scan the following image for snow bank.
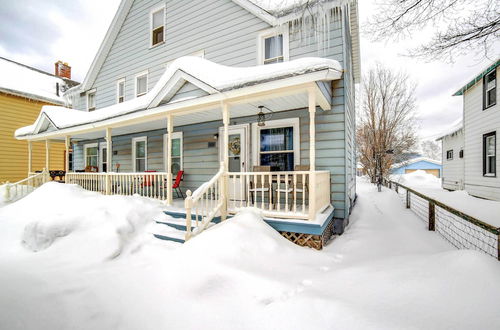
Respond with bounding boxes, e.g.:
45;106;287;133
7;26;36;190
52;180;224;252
0;182;167;262
392;170;500;227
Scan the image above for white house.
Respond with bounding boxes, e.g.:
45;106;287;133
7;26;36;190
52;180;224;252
437;120;464;190
449;59;499;200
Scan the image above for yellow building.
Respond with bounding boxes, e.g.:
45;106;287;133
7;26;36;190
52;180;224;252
0;57;78;183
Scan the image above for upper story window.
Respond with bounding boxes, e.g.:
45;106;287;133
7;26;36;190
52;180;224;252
87;90;96;111
135;71;148;97
483;132;496;177
258;27;289;65
151;6;165;47
446;150;453;160
483;69;496;109
117;78;125;103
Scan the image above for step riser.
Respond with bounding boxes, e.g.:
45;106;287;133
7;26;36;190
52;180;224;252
156;221;189;231
163;211;222;223
153;233;185;244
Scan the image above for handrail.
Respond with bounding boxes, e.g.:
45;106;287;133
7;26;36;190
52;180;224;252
3;170;50;203
185;162;226;241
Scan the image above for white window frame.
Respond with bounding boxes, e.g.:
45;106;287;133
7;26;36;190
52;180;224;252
132;136;148;172
84;143;98;168
484;132;496;177
163;132;183;172
116;78;125;104
86;89;96;111
135;71;148;98
150;5;166;48
257;26;289;65
99;142;108;172
251;118;300;169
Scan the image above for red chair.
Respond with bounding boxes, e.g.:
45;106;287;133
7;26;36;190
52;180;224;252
142;170;157;187
173;170;184;198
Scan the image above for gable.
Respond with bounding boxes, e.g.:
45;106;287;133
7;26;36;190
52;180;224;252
167;82;210;104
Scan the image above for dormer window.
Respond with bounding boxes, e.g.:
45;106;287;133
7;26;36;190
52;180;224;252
258;27;289;65
151;6;165;47
483;70;496;109
87;90;96;111
135;71;148;97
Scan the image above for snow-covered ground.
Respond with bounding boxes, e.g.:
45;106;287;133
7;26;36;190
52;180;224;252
392;170;500;227
0;181;499;330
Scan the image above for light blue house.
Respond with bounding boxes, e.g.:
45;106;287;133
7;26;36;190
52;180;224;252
15;0;360;249
391;157;442;178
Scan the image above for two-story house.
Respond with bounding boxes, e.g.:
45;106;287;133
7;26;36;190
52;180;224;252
440;59;499;200
15;0;360;249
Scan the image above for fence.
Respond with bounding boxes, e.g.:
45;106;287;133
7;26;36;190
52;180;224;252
384;180;500;260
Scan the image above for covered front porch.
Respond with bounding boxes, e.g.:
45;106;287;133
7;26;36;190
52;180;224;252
15;57;342;244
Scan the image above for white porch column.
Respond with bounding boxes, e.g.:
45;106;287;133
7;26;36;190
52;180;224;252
166;114;173;205
65;136;70;173
221;102;230;221
308;86;316;220
27;140;32;174
45;139;50;171
105;128;112;195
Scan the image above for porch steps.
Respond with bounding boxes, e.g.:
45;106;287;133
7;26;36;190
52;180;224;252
150;222;186;244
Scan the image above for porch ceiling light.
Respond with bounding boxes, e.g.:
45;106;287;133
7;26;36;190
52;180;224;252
257;105;273;127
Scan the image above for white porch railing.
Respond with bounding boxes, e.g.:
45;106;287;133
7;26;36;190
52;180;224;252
3;170;50;203
184;163;225;241
226;170;331;219
66;172;170;200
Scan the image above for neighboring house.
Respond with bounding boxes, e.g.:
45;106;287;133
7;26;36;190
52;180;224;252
391;157;442;178
15;0;360;248
0;57;79;183
450;59;499;201
436;120;464;190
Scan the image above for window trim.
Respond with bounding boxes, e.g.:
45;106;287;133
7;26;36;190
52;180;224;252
483;70;496;110
251;118;300;169
257;26;289;65
84;143;98;168
150;5;166;48
116;78;125;104
132;136;148;172
483;131;496;177
134;71;148;98
86;89;96;111
446;149;453;160
99;142;108;172
163;131;183;172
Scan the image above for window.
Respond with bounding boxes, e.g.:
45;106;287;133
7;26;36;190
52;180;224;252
483;70;496;109
65;149;73;171
483;132;496;176
258;27;289;65
87;90;96;111
459;149;464;158
116;79;125;103
132;137;147;172
99;142;108;172
446;150;453;160
84;143;98;168
135;72;148;97
150;6;165;47
252;118;300;171
163;132;183;173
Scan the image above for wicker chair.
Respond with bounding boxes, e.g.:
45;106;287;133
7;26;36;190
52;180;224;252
249;166;271;205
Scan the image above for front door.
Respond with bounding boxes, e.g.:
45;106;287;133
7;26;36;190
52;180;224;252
219;124;249;202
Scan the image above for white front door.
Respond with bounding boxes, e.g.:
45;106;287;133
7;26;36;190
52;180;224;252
219;124;249;202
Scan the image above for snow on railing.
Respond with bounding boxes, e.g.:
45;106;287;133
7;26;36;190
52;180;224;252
2;170;50;203
184;162;225;241
384;179;500;260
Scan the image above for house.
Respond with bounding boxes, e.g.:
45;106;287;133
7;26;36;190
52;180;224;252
0;57;79;183
436;120;464;190
391;157;442;178
449;59;499;201
14;0;360;249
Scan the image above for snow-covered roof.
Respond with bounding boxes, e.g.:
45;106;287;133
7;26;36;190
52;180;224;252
453;59;499;96
17;56;342;138
435;119;463;141
78;0;359;92
0;57;78;105
391;157;442;169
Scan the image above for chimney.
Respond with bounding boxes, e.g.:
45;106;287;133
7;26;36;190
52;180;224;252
55;60;71;79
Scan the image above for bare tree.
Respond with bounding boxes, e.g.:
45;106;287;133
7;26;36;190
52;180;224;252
421;140;442;160
366;0;500;61
357;64;418;182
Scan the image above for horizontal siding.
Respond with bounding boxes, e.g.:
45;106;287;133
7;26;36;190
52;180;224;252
0;93;65;182
441;130;464;190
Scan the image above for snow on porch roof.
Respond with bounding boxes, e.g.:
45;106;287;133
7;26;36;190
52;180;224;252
16;56;342;138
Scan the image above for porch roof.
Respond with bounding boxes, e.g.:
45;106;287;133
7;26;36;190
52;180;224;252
15;57;342;141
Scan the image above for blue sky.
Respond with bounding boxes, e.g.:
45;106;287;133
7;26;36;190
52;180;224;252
0;0;497;141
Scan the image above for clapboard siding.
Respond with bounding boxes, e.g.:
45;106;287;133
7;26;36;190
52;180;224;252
441;129;464;191
463;66;500;200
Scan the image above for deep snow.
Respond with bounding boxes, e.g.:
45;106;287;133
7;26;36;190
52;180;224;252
0;180;499;330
